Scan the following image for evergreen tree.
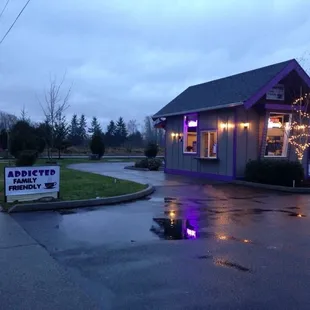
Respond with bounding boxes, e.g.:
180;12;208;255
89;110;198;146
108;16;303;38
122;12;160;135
68;114;79;145
54;112;69;159
35;121;52;156
115;117;128;146
0;129;8;150
105;120;116;147
90;132;105;159
78;114;87;145
10;120;41;158
88;116;102;135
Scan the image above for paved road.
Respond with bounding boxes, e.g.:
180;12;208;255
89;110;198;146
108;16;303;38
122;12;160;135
39;155;164;159
69;162;178;186
11;163;310;309
0;213;99;310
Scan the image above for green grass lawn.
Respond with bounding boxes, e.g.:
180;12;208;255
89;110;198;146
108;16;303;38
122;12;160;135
0;158;146;209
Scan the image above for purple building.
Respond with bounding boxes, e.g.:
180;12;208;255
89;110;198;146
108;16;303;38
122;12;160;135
152;59;310;180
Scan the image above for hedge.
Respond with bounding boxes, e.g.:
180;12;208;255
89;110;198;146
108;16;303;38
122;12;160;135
245;159;304;187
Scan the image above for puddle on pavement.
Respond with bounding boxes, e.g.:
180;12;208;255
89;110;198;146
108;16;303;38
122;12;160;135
150;217;197;240
214;258;250;272
56;195;306;246
197;254;251;272
149;196;307;241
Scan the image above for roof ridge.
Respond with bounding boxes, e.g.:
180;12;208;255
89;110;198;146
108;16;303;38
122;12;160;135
189;59;295;88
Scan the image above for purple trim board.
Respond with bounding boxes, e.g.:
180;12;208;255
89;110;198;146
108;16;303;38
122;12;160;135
265;103;306;111
164;168;234;181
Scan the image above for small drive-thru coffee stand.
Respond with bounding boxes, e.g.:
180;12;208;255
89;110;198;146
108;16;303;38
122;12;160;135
153;59;310;180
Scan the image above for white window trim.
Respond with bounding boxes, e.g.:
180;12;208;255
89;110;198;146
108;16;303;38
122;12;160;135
264;112;292;158
200;130;218;158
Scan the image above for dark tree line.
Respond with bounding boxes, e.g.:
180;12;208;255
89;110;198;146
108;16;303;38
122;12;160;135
68;115;145;149
0;105;165;162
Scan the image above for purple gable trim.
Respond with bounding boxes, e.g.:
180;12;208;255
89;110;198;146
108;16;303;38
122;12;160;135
164;168;234;182
244;60;296;110
295;63;310;88
232;109;237;178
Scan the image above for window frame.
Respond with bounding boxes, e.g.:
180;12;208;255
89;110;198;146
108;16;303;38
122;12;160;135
264;112;292;158
200;130;218;159
183;114;198;154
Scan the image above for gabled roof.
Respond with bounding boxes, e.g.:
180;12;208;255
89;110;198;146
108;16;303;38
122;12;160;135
153;59;310;119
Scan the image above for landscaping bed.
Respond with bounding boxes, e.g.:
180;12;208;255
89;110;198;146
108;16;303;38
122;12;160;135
0;158;147;211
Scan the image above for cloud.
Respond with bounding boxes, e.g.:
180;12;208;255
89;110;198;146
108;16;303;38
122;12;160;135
0;0;309;129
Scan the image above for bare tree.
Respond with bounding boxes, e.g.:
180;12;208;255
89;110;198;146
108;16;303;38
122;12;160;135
20;105;31;123
127;119;139;135
288;88;310;162
39;74;72;159
0;111;17;130
143;115;165;146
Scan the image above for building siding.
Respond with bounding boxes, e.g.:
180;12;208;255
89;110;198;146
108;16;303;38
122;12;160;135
165;106;310;179
235;106;260;177
165;109;235;177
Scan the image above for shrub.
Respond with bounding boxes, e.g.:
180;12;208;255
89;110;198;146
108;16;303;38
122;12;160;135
245;159;304;187
15;150;38;167
144;142;158;158
148;158;162;171
135;158;149;168
90;133;105;159
10;121;39;158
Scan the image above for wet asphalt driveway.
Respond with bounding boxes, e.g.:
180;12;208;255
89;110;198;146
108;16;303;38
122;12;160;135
12;163;310;309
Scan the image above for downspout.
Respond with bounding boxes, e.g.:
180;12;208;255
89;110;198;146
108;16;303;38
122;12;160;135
232;108;237;179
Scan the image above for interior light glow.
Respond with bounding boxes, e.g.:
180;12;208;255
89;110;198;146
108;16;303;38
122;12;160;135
188;120;197;127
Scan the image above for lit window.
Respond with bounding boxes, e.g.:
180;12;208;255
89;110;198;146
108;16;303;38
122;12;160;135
265;113;291;157
183;115;197;153
200;131;217;158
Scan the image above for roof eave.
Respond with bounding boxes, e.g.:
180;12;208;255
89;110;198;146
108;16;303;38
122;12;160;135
152;101;243;119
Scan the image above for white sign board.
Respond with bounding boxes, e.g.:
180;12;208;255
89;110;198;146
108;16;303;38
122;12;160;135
266;84;285;101
5;165;60;202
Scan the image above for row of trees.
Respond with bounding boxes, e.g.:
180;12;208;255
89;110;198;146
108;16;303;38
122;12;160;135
0;75;165;160
66;115;164;149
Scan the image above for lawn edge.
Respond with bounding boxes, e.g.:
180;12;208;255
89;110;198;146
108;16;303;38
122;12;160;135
7;184;155;213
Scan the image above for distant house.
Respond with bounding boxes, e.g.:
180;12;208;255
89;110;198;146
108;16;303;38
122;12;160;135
152;59;310;180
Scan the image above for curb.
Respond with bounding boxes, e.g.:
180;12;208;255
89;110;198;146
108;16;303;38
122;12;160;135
232;180;310;193
124;166;149;171
7;184;155;213
124;166;164;171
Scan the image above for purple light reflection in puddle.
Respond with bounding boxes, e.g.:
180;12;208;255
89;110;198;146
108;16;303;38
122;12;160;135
186;228;197;238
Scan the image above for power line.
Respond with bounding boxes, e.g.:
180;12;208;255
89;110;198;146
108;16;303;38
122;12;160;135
0;0;31;45
0;0;10;19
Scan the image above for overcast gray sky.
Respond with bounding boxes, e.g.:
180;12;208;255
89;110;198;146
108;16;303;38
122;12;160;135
0;0;309;128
